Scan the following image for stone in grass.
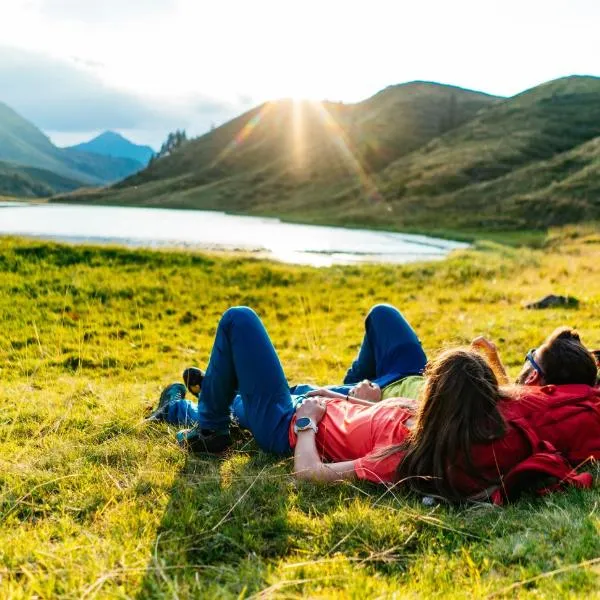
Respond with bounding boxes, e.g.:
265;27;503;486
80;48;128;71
525;294;580;309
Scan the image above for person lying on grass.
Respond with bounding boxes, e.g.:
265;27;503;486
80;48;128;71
149;303;427;426
150;306;600;502
151;303;599;429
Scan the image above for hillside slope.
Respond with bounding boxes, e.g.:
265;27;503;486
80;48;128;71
61;82;499;211
356;75;600;229
0;160;84;197
67;131;153;165
0;102;144;185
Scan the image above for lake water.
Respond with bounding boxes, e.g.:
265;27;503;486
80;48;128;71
0;202;467;266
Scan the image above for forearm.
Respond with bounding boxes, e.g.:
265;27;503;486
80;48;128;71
293;432;355;482
294;431;322;478
305;389;374;406
487;353;510;385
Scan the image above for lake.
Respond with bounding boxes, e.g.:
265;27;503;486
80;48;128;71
0;202;468;266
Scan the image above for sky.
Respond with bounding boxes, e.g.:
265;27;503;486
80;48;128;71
0;0;599;149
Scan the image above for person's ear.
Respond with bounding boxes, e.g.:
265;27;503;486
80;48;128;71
524;370;541;386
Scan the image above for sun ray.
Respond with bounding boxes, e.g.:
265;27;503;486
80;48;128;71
292;99;306;171
210;102;272;168
311;101;384;205
209;97;386;209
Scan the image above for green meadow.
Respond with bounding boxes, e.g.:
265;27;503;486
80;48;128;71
1;229;600;598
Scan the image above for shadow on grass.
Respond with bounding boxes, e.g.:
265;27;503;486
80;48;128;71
136;437;299;598
134;431;436;598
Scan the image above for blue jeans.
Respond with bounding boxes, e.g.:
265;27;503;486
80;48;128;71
163;304;427;452
290;304;426;394
342;303;427;388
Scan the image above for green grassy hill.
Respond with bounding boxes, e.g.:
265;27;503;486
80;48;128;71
0;160;84;197
362;75;600;230
0;101;144;187
60;82;499;213
60;76;600;234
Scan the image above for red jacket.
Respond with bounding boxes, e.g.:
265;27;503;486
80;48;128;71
449;385;600;504
502;384;600;464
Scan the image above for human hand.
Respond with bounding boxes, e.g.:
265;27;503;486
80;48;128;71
349;380;382;402
295;397;327;424
471;336;498;358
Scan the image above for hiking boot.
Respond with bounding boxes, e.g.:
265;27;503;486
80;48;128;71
146;383;187;422
176;425;232;454
183;367;204;397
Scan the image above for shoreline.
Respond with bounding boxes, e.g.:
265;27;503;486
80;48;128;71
48;195;549;247
0;201;469;267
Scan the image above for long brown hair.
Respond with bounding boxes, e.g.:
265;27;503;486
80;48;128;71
396;349;507;500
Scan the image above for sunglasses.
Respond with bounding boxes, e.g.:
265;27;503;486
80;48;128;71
525;348;545;378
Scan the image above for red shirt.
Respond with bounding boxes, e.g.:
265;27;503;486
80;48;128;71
289;398;413;483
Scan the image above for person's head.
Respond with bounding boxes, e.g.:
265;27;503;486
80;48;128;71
516;327;597;387
397;348;506;499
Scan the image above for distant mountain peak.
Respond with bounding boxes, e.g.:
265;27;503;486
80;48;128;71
0;102;145;193
67;132;154;165
96;130;128;141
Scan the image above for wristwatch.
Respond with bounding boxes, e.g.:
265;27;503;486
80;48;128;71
294;416;318;434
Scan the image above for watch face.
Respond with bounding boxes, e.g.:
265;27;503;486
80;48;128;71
296;417;311;429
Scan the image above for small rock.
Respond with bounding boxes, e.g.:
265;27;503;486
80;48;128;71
524;294;579;309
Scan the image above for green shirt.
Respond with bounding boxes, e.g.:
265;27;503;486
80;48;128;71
382;375;425;400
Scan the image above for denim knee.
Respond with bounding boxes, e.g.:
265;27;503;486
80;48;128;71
220;306;259;328
366;304;398;323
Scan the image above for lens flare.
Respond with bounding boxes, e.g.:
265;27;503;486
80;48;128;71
211;98;384;205
211;102;272;167
311;100;384;204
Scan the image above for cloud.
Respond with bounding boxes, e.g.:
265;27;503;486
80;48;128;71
0;46;241;144
36;0;174;24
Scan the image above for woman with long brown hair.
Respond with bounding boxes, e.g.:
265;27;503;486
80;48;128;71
394;337;599;502
293;338;598;501
395;349;508;500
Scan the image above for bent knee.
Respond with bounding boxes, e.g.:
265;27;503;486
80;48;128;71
221;306;259;326
367;303;399;321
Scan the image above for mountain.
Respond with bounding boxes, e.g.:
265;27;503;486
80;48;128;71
60;82;499;212
67;131;154;165
56;76;600;232
0;102;144;187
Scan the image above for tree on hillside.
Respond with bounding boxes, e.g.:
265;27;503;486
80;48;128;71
151;129;188;162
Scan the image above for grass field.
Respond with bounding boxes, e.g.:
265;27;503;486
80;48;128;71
1;231;600;598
